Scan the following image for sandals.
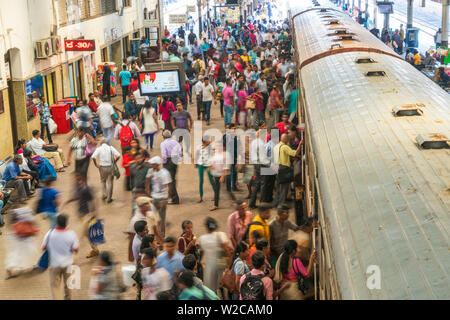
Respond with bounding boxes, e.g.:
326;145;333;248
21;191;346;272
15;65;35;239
57;168;65;173
209;206;219;211
197;199;203;203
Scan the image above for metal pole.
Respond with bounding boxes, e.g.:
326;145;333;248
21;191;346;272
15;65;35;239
197;0;202;36
373;0;378;28
365;0;368;12
407;0;414;28
207;0;210;38
383;0;390;32
442;0;449;47
358;0;361;9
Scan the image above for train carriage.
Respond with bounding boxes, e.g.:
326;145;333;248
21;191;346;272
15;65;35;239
290;1;450;299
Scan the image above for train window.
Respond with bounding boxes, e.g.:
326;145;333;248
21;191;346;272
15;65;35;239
356;58;375;63
416;134;450;149
393;105;423;117
320;9;328;12
327;20;340;25
366;71;386;77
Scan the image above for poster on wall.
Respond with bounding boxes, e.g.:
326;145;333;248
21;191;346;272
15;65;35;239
138;70;181;96
221;7;240;23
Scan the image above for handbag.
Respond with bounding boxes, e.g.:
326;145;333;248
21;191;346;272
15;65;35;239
37;230;53;271
88;218;105;245
85;143;96;157
110;147;121;179
277;145;294;184
43;146;58;152
245;98;256;110
220;259;239;293
13;221;39;238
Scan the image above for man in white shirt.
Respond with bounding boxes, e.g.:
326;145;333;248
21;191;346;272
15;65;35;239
201;78;216;125
134;88;149;116
93;90;103;107
145;156;172;237
42;214;79;300
194;76;205;120
91;138;121;203
249;128;272;208
28;129;65;171
96;103;116;143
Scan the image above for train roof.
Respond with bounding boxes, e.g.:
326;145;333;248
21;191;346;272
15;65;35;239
291;4;450;299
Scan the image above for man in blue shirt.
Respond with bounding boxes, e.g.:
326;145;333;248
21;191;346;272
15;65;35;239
37;96;54;144
156;237;185;280
119;65;132;104
2;156;33;201
191;40;203;58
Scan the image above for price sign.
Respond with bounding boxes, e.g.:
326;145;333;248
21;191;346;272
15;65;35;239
64;40;96;51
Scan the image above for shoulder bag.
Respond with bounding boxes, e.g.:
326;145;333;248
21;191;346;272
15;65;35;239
110;147;121;179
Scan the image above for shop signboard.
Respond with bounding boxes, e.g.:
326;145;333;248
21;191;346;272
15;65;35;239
169;14;188;24
144;19;160;28
187;5;196;12
64;39;96;51
221;7;240;23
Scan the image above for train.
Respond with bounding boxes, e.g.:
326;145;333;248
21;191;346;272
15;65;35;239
290;0;450;299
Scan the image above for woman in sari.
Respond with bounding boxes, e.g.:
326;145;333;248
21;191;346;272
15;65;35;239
16;139;57;181
274;239;316;300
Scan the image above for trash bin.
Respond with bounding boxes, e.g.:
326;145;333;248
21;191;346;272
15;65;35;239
50;104;71;134
58;99;76;129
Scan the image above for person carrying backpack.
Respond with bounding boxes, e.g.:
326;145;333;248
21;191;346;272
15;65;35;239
240;250;288;300
114;113;141;154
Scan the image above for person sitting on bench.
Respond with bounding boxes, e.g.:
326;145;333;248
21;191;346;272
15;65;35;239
1;155;33;202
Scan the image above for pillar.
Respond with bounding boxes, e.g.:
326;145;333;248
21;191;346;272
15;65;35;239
365;0;368;12
383;0;390;32
407;0;414;28
442;0;449;47
197;0;202;35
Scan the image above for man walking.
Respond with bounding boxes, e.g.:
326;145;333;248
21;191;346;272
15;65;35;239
102;64;112;101
201;77;215;125
194;75;204;120
96;102;116;143
145;156;171;237
37;96;53;143
91;138;121;203
42;214;79;300
119;65;132;103
124;93;138;121
160;130;182;205
222;78;235;126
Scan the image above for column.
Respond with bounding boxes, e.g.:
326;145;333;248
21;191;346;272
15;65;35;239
442;0;449;47
197;0;202;35
407;0;414;28
383;0;390;32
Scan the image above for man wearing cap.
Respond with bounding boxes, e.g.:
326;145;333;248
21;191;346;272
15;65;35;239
128;197;163;257
145;157;171;237
160;131;182;206
194;75;204;120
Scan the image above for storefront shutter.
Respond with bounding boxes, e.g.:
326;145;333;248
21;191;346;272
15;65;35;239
56;0;68;26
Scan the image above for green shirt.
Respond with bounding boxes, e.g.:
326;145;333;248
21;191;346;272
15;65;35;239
179;285;220;300
288;89;299;114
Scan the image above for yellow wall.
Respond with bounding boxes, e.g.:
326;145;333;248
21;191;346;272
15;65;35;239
0;88;14;160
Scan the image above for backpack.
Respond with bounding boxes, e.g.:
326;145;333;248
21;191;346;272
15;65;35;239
218;65;226;82
241;221;263;244
119;123;133;147
240;272;266;300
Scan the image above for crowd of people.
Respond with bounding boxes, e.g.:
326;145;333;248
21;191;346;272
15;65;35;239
0;0;320;301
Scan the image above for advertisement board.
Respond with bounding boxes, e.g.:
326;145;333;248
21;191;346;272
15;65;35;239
169;14;188;24
138;70;181;96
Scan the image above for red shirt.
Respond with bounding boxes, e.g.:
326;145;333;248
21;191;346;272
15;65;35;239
214;64;220;80
184;83;190;96
88;100;98;113
275;121;293;135
128;79;139;93
122;153;133;177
